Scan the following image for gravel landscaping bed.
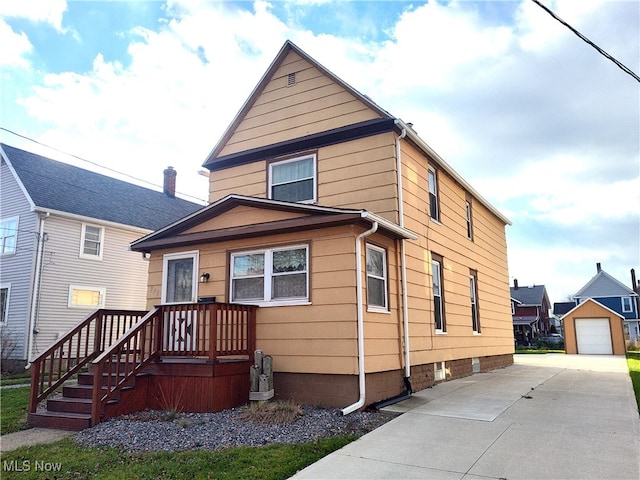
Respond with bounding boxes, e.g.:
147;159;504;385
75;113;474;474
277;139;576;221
74;406;397;453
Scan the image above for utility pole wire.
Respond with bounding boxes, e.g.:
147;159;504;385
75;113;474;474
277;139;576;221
531;0;640;83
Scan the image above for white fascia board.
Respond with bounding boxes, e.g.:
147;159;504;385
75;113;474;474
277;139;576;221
33;207;151;235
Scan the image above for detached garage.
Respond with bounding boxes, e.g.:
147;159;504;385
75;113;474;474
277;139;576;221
562;298;626;355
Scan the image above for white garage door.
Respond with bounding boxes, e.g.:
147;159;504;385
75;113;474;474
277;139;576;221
575;318;612;354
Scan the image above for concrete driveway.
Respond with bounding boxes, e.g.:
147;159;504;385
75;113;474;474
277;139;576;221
291;354;640;480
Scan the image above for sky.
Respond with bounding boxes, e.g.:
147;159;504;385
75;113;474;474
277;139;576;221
1;0;638;306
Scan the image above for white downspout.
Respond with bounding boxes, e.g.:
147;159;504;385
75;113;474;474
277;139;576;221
26;212;48;366
395;125;411;380
342;221;378;415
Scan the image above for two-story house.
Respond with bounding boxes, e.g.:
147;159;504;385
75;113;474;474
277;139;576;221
560;263;639;354
0;144;202;372
510;280;551;345
129;40;514;411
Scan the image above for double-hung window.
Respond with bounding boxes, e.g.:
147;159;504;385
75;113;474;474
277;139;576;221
269;154;316;203
0;217;18;255
80;224;104;260
622;297;633;313
231;245;308;304
366;244;388;310
470;270;480;333
432;254;445;332
428;168;440;221
465;197;474;240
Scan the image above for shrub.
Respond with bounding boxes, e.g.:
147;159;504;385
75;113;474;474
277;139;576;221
238;399;303;424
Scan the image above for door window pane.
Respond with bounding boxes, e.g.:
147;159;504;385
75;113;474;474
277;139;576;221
166;258;194;303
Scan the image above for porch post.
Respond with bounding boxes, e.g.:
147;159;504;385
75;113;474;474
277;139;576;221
209;304;217;363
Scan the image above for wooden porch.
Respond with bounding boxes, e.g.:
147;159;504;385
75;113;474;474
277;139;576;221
28;302;257;431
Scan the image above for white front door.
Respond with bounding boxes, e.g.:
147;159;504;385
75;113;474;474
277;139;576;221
162;251;198;304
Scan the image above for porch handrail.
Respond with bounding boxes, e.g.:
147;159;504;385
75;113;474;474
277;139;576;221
91;307;161;426
28;309;146;414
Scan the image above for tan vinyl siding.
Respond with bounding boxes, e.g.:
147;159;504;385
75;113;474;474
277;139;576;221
33;215;150;353
0;163;38;359
146;221;410;376
218;52;381;157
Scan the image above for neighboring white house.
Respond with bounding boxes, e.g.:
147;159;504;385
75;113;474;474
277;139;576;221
0;144;202;371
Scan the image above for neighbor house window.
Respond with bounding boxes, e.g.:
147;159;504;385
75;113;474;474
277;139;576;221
162;251;198;304
622;297;633;313
68;285;105;308
80;224;104;260
269;154;316;203
428;168;440;221
366;244;388;310
0;217;18;255
432;254;445;332
0;284;10;323
470;270;480;333
231;245;308;304
465;198;474;240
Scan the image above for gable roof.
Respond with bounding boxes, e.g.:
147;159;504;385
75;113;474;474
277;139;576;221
560;297;625;320
553;301;575;316
1;144;202;231
202;40;511;227
510;285;550;307
130;194;417;252
573;269;638;298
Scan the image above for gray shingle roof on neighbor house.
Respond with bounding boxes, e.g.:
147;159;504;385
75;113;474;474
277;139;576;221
510;285;548;306
2;143;203;231
573;270;637;298
553;301;575;316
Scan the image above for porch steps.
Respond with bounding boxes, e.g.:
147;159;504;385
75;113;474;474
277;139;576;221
28;361;134;432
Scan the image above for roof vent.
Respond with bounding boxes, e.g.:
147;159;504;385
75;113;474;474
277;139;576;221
287;72;296;87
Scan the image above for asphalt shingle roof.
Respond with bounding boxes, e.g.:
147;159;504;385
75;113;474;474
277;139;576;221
2;144;203;231
510;285;547;306
574;270;637;298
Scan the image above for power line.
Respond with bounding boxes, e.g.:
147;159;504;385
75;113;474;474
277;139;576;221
0;127;208;203
531;0;640;83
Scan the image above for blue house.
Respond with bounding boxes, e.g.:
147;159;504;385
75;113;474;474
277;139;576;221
572;264;640;343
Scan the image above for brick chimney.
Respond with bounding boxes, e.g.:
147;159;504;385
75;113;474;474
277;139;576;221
513;278;518;290
163;166;176;198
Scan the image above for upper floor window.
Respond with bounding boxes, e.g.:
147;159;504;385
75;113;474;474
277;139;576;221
366;244;388;311
470;270;480;333
68;285;105;308
231;245;309;305
269;154;316;203
432;254;445;332
622;297;633;313
0;217;18;255
0;284;10;323
428;168;440;221
465;198;474;240
80;224;104;260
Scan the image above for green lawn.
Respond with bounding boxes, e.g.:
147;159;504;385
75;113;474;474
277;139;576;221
1;385;30;434
627;352;640;413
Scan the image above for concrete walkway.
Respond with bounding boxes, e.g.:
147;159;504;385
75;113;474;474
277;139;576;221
292;354;640;479
1;428;73;453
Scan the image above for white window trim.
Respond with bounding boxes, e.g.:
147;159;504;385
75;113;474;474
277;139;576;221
432;258;446;334
470;273;480;334
0;216;19;256
268;154;317;204
428;168;440;222
161;250;199;304
622;297;633;313
0;283;11;323
366;243;389;312
79;223;104;260
466;201;473;240
230;244;309;306
68;285;106;309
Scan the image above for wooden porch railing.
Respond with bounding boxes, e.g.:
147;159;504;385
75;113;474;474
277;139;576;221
90;302;257;425
28;309;146;415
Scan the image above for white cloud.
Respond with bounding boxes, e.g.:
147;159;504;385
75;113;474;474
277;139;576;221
0;0;67;31
0;19;32;68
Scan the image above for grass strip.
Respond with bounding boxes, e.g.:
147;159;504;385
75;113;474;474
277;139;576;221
627;352;640;414
0;386;29;434
0;435;356;480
